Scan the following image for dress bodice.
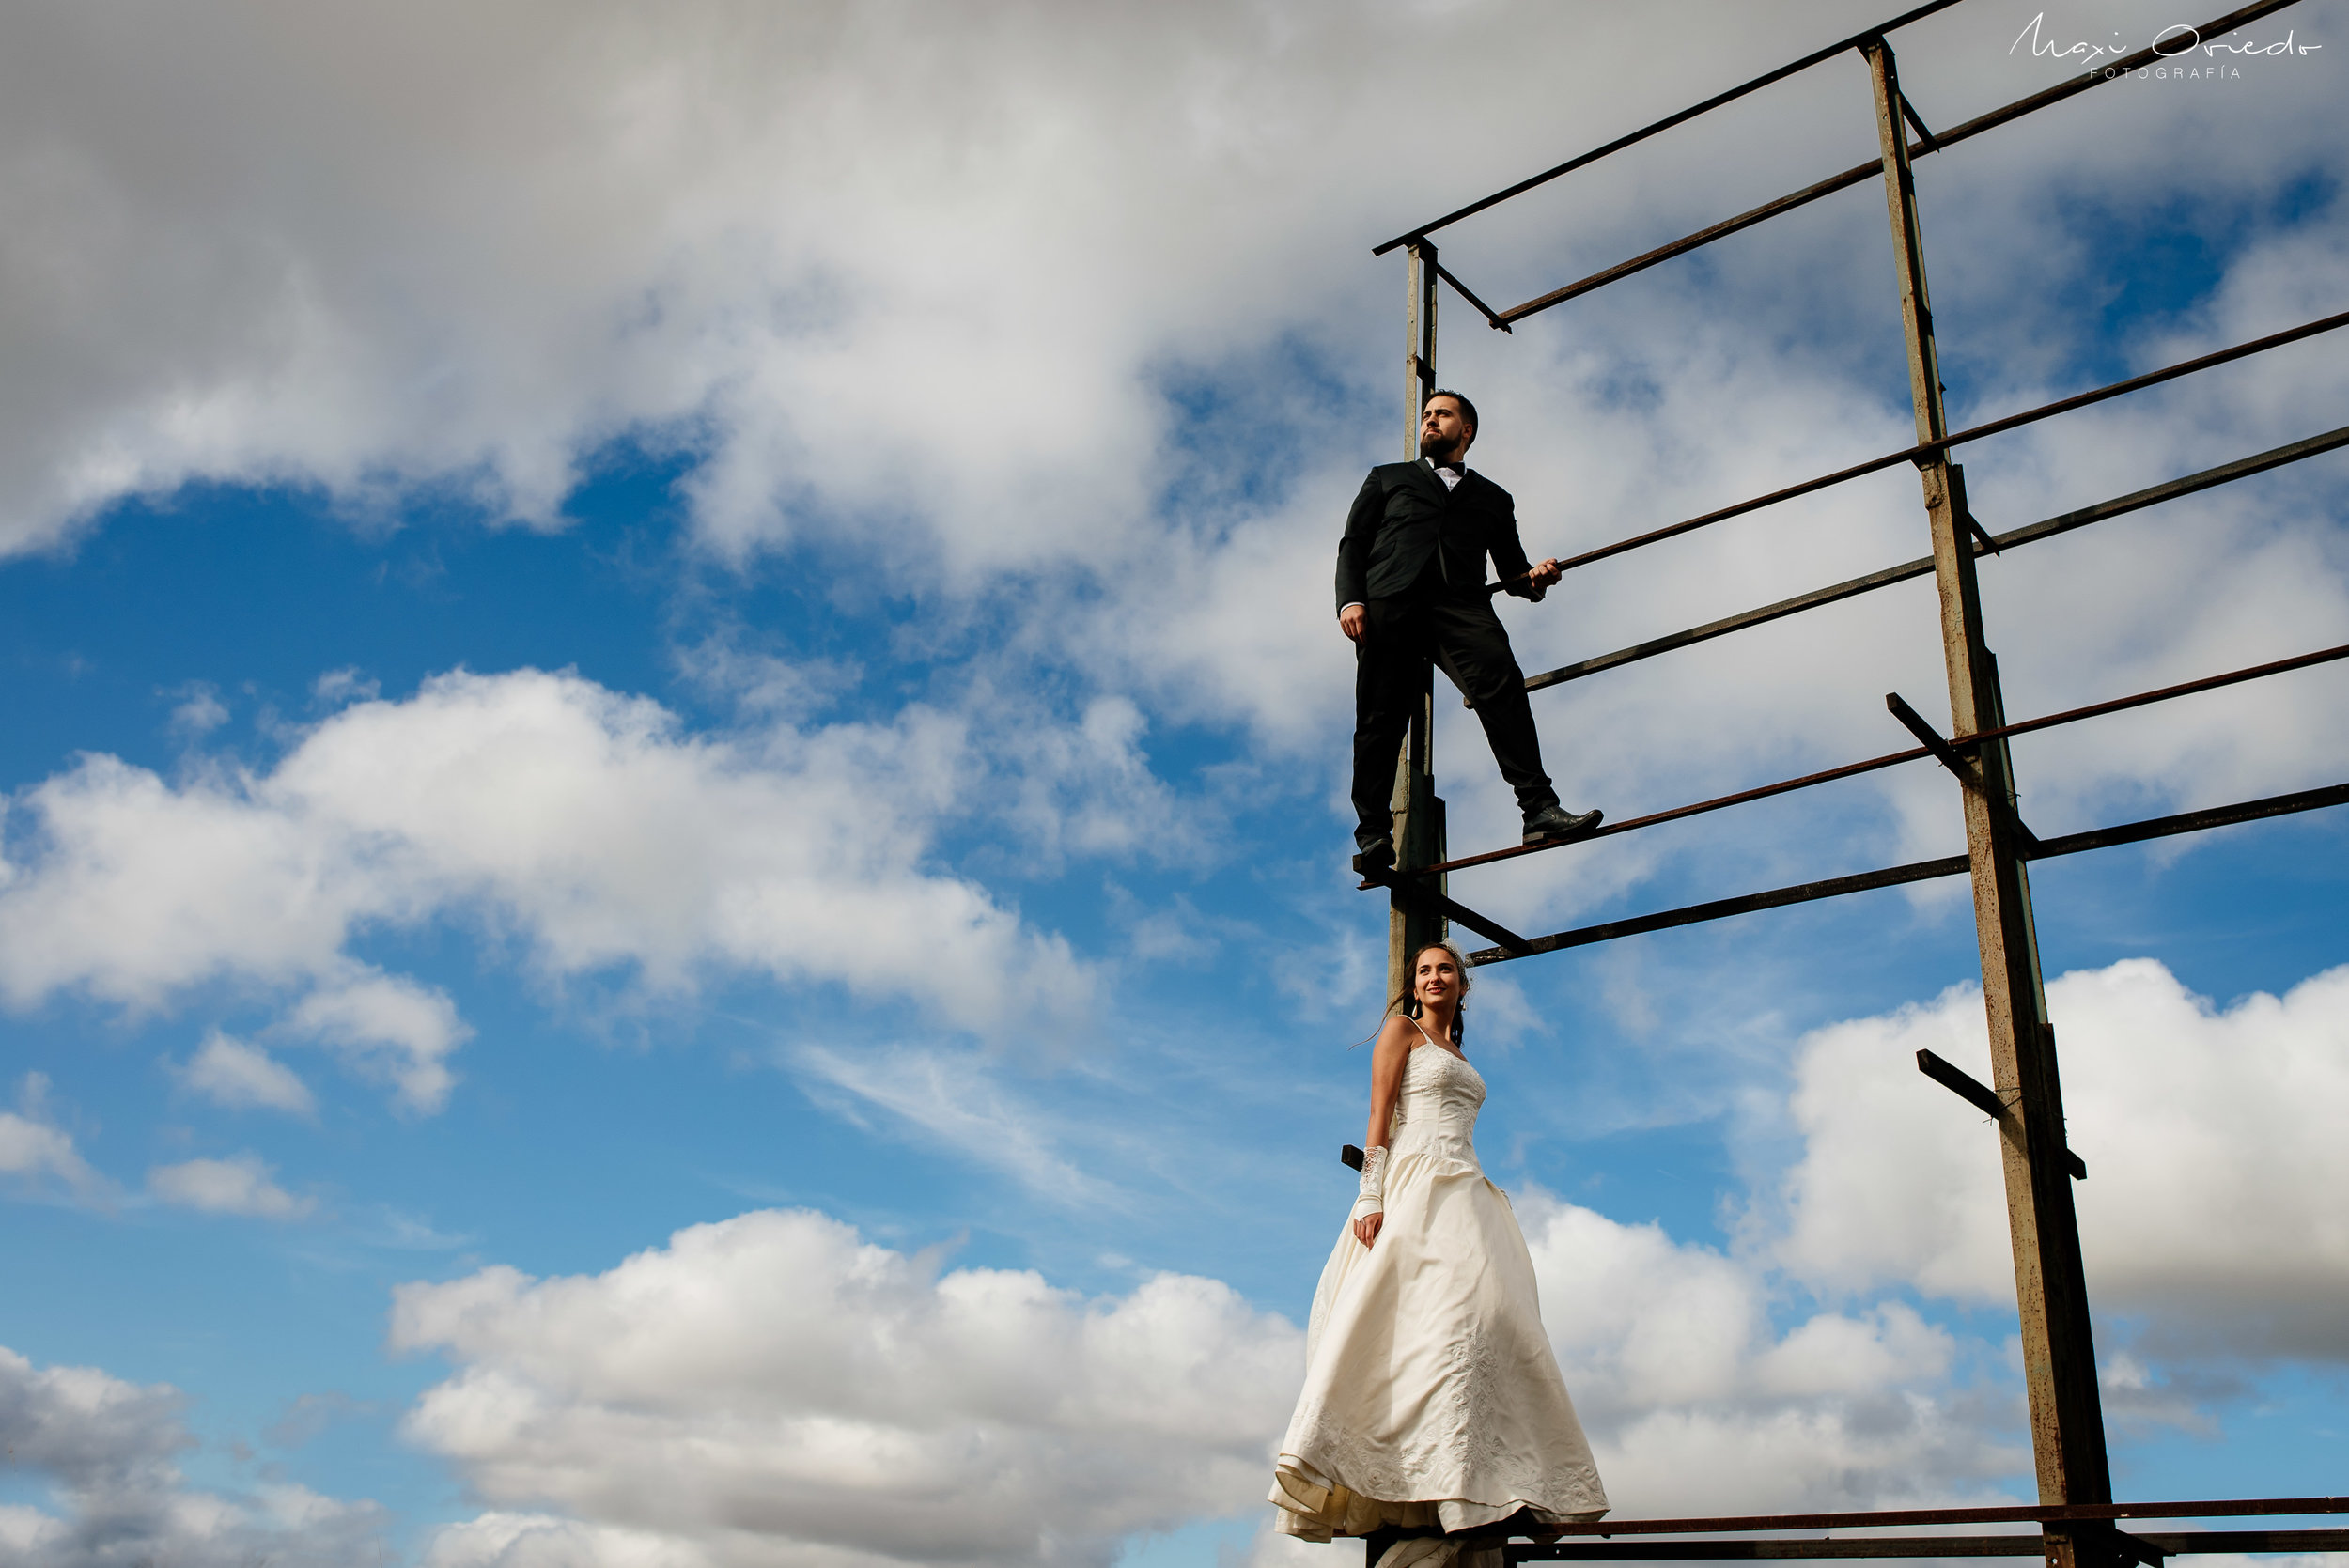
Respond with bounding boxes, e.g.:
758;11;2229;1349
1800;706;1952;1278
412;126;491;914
1386;1043;1485;1168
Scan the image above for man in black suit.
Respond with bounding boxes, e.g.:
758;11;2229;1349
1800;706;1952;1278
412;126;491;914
1338;390;1600;872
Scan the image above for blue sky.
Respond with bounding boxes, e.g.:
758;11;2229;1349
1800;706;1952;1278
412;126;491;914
2;4;2345;1566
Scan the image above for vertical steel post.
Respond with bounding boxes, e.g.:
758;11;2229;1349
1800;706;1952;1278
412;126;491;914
1862;39;2112;1563
1391;241;1447;1005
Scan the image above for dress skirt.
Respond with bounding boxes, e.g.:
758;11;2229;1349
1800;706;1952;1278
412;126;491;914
1269;1047;1605;1560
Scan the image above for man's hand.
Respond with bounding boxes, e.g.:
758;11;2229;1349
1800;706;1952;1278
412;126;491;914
1522;558;1563;601
1339;603;1366;642
1352;1211;1383;1249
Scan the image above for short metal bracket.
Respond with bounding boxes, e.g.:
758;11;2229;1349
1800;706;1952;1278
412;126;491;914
1886;692;2041;849
1917;1048;2086;1179
1359;864;1532;957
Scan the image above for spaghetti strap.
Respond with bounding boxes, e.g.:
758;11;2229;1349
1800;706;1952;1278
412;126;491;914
1405;1015;1445;1052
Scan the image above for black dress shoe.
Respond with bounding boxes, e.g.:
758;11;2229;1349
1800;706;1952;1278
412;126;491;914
1352;836;1394;874
1522;804;1602;845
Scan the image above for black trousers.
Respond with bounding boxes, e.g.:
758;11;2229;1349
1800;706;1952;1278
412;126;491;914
1351;584;1557;849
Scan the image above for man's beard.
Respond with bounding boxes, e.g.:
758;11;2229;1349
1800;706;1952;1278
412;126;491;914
1422;434;1464;465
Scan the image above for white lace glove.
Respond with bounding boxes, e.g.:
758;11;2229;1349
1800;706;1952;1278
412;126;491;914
1350;1145;1390;1222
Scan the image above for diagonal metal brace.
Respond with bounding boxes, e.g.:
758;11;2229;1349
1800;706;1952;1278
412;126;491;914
1886;692;2041;849
1898;87;1939;151
1917;1048;2087;1180
1887;691;1982;782
1359;865;1532;956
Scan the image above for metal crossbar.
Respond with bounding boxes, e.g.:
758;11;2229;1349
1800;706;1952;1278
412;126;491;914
1510;1533;2349;1562
1372;0;1972;257
1388;0;2304;319
1520;425;2349;693
1459;780;2349;966
1401;644;2349;881
1536;309;2349;579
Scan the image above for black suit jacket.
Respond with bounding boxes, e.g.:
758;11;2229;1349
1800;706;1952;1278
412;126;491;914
1334;460;1536;611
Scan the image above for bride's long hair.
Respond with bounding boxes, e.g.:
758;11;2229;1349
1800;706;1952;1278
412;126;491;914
1385;939;1472;1046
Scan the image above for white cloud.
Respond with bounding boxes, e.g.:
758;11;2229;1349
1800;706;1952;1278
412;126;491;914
0;1072;102;1198
287;966;469;1114
1517;1195;2020;1517
148;1152;315;1219
0;1342;386;1566
793;1042;1119;1205
394;1206;1301;1568
387;1193;2045;1566
6;0;2336;577
0;668;1098;1091
166;684;230;738
177;1030;316;1116
1772;957;2349;1358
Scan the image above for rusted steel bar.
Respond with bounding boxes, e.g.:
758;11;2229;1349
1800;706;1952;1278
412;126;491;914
1487;0;2306;324
1532;1496;2349;1539
2025;781;2349;862
1426;637;2349;880
1519;425;2349;693
1544;308;2349;578
1461;783;2349;965
1465;852;1971;963
1403;744;1931;879
1517;1544;2047;1562
1956;643;2349;753
1367;0;1968;257
1511;1530;2349;1561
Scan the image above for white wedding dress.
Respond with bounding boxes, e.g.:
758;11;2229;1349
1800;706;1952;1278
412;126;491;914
1269;1036;1607;1565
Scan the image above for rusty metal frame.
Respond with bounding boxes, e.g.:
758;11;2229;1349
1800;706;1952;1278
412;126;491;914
1355;0;2346;1563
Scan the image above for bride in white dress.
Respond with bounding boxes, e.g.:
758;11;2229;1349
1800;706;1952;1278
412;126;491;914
1270;939;1607;1566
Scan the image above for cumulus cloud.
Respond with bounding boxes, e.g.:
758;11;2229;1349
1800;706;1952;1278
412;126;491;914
286;965;470;1114
176;1029;316;1115
393;1207;1301;1568
1772;957;2349;1358
0;668;1097;1089
1517;1196;2021;1517
0;1072;102;1199
148;1151;315;1219
5;0;2336;576
0;1343;386;1566
2;0;2341;944
387;1191;2046;1566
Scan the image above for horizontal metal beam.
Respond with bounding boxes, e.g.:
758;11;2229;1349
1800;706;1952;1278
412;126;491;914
1528;1496;2349;1539
1463;782;2349;964
1369;0;1969;256
1403;746;1929;880
1423;644;2349;880
2026;781;2349;862
1511;1529;2349;1561
1484;0;2305;323
1539;308;2349;579
1954;643;2349;753
1520;425;2349;694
